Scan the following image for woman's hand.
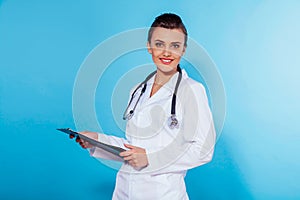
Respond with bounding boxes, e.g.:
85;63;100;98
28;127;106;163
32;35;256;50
69;131;98;149
120;144;149;170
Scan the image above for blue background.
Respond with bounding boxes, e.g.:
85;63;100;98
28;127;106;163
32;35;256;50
1;0;300;199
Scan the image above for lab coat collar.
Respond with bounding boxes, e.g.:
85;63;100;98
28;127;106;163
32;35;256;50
141;69;188;106
147;69;188;93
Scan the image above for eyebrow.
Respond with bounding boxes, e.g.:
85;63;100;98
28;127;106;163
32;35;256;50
154;39;182;44
154;39;165;43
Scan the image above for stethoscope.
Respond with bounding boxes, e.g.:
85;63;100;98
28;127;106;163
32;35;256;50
123;65;182;129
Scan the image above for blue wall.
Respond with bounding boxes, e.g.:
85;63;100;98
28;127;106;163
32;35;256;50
1;0;299;199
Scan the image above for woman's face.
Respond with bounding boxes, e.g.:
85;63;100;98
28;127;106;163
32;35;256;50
147;27;186;75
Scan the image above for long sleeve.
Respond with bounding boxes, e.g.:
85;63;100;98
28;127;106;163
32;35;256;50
89;133;129;161
144;82;216;174
89;84;139;161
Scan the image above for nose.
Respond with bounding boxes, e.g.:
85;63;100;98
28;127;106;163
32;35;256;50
163;47;171;57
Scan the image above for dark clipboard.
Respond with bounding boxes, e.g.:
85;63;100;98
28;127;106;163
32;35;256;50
56;128;126;157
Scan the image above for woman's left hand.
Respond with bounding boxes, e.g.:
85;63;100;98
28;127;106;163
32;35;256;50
120;144;149;170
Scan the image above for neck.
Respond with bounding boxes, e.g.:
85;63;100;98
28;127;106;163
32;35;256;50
154;68;177;86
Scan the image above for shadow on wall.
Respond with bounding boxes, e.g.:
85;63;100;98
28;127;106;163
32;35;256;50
186;128;252;200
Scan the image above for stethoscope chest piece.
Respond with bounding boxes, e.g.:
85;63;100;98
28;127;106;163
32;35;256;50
124;110;134;120
168;114;179;129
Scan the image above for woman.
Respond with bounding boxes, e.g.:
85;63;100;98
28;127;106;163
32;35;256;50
74;13;216;200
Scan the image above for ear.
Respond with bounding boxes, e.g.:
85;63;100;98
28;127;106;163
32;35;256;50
182;46;186;56
147;42;152;54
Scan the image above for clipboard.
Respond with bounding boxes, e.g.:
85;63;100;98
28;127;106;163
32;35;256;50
56;128;126;157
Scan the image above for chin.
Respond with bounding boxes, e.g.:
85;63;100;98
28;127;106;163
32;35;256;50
157;64;178;74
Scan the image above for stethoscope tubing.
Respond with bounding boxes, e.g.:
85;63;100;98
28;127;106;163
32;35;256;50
123;65;182;129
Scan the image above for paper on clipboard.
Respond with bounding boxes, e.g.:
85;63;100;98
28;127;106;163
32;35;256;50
56;128;126;157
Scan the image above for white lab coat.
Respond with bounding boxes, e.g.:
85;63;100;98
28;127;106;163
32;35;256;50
90;69;216;200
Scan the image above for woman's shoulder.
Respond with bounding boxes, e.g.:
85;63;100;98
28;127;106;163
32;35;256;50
180;70;207;96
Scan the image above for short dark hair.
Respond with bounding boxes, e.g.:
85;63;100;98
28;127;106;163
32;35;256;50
148;13;188;47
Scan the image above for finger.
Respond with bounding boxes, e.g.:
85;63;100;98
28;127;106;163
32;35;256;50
84;142;91;148
128;160;135;166
119;150;133;157
76;136;83;143
69;134;75;139
122;155;133;161
80;141;88;148
124;143;135;149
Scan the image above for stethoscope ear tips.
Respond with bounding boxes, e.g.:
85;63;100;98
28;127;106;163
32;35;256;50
168;115;179;129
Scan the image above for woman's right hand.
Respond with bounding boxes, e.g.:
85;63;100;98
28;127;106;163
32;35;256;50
69;131;98;149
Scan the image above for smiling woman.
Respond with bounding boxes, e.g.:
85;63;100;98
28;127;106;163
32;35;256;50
71;13;216;200
147;26;186;96
147;28;186;77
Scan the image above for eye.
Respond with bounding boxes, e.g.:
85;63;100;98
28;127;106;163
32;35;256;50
171;44;180;49
155;42;164;48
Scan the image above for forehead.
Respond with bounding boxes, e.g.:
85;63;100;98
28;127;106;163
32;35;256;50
150;27;185;43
